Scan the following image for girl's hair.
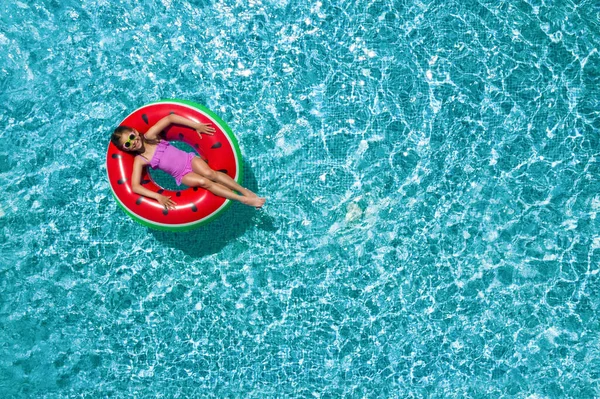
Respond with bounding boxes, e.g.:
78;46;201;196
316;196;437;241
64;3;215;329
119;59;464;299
111;126;161;153
110;126;133;150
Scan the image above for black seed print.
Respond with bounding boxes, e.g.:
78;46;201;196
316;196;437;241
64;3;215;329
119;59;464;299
157;189;164;194
170;111;175;115
176;191;181;197
191;204;198;212
217;169;228;174
142;114;149;124
136;197;143;205
118;178;127;184
179;133;184;140
211;142;222;149
193;187;198;191
141;179;151;185
111;154;122;159
162;209;168;215
194;144;200;149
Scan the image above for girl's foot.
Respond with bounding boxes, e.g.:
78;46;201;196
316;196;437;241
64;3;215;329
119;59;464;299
241;196;266;208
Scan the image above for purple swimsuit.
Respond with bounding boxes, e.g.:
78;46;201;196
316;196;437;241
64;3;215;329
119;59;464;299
143;141;196;185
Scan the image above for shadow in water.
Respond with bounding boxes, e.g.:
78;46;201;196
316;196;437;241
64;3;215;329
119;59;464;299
149;164;277;257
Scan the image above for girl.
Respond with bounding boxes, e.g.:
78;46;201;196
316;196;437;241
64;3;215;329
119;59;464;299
110;114;266;210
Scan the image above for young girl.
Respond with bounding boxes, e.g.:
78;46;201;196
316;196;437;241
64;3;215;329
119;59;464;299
110;114;266;210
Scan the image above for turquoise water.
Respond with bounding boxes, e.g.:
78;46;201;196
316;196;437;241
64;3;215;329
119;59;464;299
2;0;600;397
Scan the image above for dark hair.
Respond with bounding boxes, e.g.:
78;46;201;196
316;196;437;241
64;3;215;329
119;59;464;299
111;126;133;150
111;125;161;153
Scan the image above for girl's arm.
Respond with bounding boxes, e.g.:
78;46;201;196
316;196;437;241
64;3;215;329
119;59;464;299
145;114;215;141
130;157;177;209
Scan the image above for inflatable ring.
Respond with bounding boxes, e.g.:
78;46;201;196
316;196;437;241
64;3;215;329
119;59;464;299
106;99;243;232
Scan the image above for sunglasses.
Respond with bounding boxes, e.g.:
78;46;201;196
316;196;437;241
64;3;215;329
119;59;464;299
123;133;136;149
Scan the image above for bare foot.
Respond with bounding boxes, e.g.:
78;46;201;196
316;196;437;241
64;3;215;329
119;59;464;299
241;196;266;208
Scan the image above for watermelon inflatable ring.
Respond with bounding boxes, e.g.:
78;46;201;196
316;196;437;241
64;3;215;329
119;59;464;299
106;99;243;232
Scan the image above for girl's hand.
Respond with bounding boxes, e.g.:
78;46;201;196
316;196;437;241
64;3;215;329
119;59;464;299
157;195;177;210
195;123;215;139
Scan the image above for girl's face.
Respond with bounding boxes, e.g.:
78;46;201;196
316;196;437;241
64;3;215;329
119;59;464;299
120;129;142;151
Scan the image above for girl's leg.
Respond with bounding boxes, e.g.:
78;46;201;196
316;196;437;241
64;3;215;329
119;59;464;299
181;173;265;208
191;157;257;197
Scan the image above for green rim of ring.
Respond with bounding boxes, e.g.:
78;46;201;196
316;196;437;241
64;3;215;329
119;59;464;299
112;99;243;232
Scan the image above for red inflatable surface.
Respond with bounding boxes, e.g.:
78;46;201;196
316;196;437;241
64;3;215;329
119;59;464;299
106;100;242;231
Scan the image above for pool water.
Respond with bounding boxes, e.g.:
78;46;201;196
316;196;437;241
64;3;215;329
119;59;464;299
1;0;600;397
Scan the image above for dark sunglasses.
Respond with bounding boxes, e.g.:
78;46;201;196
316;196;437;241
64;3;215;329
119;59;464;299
123;133;136;148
